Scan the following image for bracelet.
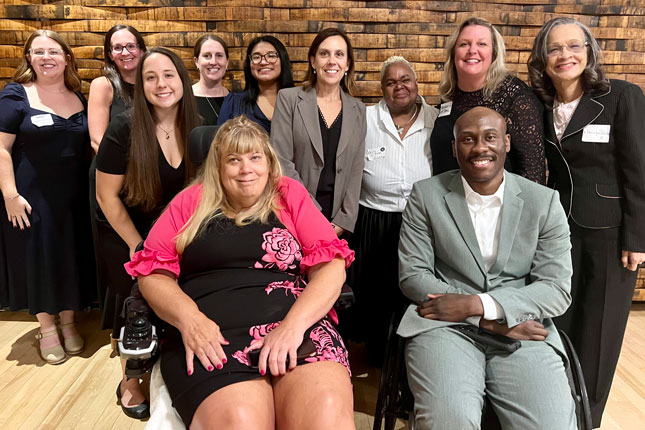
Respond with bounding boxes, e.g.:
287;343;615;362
3;194;19;200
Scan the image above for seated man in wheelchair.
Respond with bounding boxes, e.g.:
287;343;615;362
397;107;577;429
123;116;355;429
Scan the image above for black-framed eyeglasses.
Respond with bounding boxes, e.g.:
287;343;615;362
546;39;588;57
249;52;279;64
110;43;140;55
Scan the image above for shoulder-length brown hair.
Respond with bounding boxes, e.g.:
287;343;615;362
438;17;509;101
13;30;82;92
528;17;609;107
122;47;201;211
303;28;358;97
175;115;283;253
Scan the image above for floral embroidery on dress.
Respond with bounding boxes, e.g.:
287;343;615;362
264;279;305;298
304;319;351;375
232;321;281;365
254;228;302;271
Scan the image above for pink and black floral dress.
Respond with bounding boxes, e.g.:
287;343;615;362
125;177;353;426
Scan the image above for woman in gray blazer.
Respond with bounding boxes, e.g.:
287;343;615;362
529;17;645;427
271;28;366;236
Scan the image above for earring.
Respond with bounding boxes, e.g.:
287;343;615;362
344;71;348;76
313;69;316;74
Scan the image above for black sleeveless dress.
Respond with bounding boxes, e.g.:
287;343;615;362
161;214;350;426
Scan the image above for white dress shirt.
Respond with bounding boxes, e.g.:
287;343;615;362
461;175;506;326
360;97;438;212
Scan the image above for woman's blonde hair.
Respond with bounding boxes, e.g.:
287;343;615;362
13;30;82;92
438;17;510;101
175;116;283;254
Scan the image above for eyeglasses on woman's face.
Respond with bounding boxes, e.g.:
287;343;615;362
546;39;588;57
249;51;279;64
111;43;140;55
29;48;64;57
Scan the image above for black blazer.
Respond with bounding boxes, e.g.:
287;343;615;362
544;79;645;251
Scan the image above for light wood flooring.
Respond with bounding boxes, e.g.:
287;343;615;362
1;305;644;430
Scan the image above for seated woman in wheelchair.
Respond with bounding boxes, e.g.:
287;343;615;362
125;115;355;430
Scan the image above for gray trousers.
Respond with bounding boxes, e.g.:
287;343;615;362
405;326;577;430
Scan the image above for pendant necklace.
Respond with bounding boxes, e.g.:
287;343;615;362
200;83;221;120
157;124;175;140
394;104;418;136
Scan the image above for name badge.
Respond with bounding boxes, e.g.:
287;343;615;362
31;113;54;127
366;146;386;161
438;101;452;118
582;124;610;143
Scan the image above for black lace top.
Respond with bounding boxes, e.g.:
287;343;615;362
430;75;546;184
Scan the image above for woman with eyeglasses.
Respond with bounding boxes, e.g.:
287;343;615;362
271;28;366;238
192;34;229;126
218;36;294;133
528;17;645;427
95;47;201;419
0;30;94;364
87;24;148;419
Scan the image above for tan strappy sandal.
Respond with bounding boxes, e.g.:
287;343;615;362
58;322;84;355
35;328;67;365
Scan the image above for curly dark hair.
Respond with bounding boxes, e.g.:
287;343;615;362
528;17;609;106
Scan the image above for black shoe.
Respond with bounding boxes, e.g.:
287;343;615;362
116;382;150;419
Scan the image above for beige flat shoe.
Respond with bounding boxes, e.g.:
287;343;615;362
59;322;84;355
35;329;67;365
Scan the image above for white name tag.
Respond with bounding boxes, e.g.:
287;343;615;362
366;146;386;161
31;113;54;127
582;124;610;143
438;101;452;118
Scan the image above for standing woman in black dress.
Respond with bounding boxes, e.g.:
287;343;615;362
95;47;201;418
0;30;93;364
88;24;146;418
528;17;645;427
192;34;229;126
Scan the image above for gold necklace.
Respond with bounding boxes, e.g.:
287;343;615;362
156;123;175;140
200;83;225;120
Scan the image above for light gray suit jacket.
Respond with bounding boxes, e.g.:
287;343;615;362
271;86;367;232
397;170;573;354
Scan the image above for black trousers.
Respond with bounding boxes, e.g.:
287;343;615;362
554;223;637;428
341;205;406;367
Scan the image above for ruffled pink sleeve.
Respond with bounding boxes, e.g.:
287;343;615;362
124;184;203;278
276;177;355;272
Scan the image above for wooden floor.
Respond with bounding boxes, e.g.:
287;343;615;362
1;305;644;430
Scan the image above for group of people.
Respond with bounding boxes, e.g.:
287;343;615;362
0;15;643;430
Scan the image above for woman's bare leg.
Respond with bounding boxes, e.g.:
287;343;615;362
273;361;354;430
190;376;275;430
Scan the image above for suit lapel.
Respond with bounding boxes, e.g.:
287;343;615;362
296;87;324;162
444;175;487;275
488;175;523;277
544;108;559;148
337;90;357;157
560;91;605;142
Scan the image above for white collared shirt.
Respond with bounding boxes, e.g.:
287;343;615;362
360;97;438;212
461;175;506;325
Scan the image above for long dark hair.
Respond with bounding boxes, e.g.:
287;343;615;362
103;25;146;105
528;17;609;107
304;27;358;96
242;36;294;107
122;47;201;211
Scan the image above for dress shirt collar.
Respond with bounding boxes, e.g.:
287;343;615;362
377;96;433;139
461;173;505;210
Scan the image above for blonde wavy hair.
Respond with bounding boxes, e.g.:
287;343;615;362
175;116;283;254
438;17;510;101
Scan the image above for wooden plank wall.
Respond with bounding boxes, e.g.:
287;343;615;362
0;0;644;105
